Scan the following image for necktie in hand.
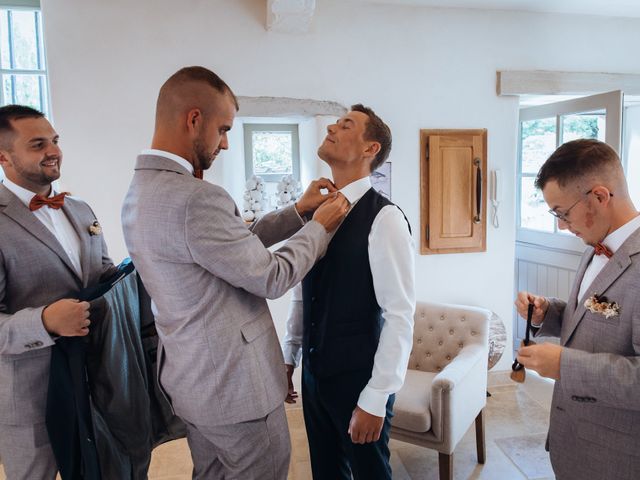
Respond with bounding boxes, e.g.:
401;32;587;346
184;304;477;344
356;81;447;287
29;192;69;211
594;242;613;258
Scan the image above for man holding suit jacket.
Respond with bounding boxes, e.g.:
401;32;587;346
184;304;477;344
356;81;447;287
121;66;348;480
0;105;117;479
515;139;640;480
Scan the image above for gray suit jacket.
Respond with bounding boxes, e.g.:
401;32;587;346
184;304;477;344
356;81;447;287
0;183;115;425
121;155;330;426
539;228;640;480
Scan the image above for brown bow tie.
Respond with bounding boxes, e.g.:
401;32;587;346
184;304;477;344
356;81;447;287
193;169;203;180
594;242;613;258
29;192;69;211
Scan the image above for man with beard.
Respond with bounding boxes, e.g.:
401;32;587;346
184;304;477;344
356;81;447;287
0;105;116;479
121;66;348;479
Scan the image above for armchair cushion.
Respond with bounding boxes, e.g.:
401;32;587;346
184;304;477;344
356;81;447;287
392;369;437;433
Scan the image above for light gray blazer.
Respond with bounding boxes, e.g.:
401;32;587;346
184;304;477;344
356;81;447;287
539;228;640;480
0;183;115;425
121;155;330;427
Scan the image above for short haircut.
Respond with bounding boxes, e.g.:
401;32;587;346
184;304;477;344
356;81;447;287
351;104;392;172
535;139;621;190
0;105;44;149
158;66;239;112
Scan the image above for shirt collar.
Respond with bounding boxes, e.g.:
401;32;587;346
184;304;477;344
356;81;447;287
141;149;194;175
1;177;55;208
339;176;372;205
603;214;640;254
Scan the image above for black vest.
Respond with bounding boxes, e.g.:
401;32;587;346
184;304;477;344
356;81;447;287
302;188;410;378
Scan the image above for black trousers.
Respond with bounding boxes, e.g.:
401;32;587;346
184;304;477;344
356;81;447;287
302;367;395;480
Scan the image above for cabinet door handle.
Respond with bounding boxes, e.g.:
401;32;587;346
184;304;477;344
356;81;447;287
474;158;481;224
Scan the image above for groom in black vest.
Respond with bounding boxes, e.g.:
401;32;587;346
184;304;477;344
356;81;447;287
283;104;415;479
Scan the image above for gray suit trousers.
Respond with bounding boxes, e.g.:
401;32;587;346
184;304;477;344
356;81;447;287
185;404;290;480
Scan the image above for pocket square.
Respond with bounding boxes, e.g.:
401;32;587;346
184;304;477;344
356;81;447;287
88;221;102;236
584;294;620;319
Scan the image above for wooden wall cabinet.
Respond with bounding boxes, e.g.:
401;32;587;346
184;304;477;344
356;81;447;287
420;129;487;255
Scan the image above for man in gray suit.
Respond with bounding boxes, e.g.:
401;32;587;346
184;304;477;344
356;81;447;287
515;139;640;480
121;66;348;480
0;105;116;479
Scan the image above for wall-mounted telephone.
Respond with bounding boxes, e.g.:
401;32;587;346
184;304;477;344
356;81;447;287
490;169;501;228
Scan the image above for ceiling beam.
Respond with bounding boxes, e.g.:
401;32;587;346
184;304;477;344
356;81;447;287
266;0;316;34
237;96;346;117
497;70;640;96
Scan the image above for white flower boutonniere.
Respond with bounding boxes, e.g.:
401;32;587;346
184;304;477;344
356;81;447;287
88;220;102;236
584;294;620;319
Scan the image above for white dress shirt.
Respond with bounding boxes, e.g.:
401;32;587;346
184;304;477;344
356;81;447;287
2;177;83;278
282;176;416;417
578;214;640;301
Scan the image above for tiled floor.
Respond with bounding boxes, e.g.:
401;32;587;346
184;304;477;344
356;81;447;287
0;372;554;480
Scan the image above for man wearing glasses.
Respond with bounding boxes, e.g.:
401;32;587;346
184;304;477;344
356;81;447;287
514;139;640;480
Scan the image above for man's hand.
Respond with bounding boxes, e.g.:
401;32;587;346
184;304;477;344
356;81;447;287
516;343;563;380
312;193;349;233
348;406;384;444
515;291;549;326
285;364;298;404
42;299;91;337
295;177;338;218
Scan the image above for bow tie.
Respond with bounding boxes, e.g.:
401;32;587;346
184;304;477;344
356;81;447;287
594;242;613;258
194;169;203;180
29;192;69;211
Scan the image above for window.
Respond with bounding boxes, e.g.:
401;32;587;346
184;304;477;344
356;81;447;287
516;91;622;251
0;1;49;116
243;123;300;182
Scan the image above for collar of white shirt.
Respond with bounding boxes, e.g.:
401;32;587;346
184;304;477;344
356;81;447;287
601;214;640;255
141;148;194;175
339;176;372;206
2;177;57;208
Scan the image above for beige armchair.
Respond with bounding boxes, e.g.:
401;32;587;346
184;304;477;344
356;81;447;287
391;301;490;480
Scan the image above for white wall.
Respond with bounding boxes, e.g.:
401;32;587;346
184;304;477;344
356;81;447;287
624;105;640;209
41;0;640;371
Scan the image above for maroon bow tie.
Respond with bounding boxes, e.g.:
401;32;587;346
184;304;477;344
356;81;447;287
29;192;69;211
594;242;613;258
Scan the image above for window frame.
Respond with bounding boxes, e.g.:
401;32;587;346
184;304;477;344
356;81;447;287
0;1;49;116
516;90;623;252
243;123;300;183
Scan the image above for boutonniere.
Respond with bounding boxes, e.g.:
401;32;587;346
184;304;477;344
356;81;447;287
88;220;102;236
584;294;620;318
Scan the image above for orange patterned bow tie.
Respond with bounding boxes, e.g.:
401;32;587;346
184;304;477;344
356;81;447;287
29;192;69;211
594;242;613;258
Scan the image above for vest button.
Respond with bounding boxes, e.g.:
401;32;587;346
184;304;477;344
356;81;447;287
311;322;316;327
309;348;315;354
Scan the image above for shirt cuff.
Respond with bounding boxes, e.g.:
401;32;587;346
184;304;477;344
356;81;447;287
357;386;389;417
282;344;302;367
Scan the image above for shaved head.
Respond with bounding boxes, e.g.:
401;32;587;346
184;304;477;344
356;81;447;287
155;66;238;127
151;67;239;172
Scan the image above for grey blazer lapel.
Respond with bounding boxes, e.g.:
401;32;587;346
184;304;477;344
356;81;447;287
563;230;640;344
0;184;79;279
62;198;93;287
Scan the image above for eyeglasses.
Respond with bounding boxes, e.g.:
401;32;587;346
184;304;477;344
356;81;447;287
548;189;593;223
